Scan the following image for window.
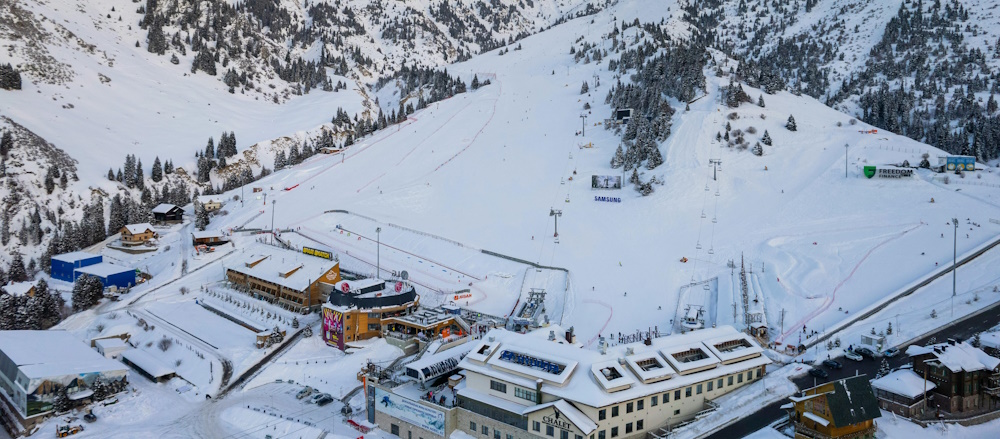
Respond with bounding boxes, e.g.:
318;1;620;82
747;371;753;381
546;425;554;437
391;425;400;435
728;376;734;386
611;427;619;438
561;430;569;439
470;422;477;432
673;409;680;415
697;384;703;395
515;387;536;402
495;430;501;439
599;409;606;420
626;402;633;413
757;368;762;378
637;399;644;410
738;373;743;384
685;387;692;397
576;435;583;439
612;406;619;417
508;435;514;439
637;420;644;431
674;390;681;401
368;323;380;331
663;392;670;403
599;431;606;439
707;381;713;392
626;423;633;434
482;426;488;435
533;421;541;432
490;380;507;393
651;395;658;406
409;432;413;439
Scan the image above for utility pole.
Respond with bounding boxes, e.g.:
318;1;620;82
550;209;562;238
709;159;722;181
780;308;786;334
271;200;277;246
580;114;587;136
376;227;382;279
952;218;958;317
844;144;849;178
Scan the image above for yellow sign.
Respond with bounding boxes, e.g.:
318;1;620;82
303;247;332;260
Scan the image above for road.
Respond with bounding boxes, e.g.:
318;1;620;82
707;298;1000;438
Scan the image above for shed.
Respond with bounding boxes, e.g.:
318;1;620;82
192;230;229;246
197;196;224;212
3;281;36;297
120;349;176;382
95;338;129;359
151;204;183;223
50;251;102;282
120;223;157;246
74;263;136;290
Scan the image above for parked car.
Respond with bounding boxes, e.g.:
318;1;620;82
822;359;842;369
808;367;829;379
310;392;327;404
296;387;313;400
83;412;97;423
844;350;863;361
316;394;335;406
883;347;900;358
855;347;876;358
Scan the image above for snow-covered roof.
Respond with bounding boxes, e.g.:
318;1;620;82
95;338;128;350
120;349;175;378
151;203;181;214
192;230;226;239
75;262;134;279
906;341;1000;373
523;400;597;435
227;244;338;292
870;370;936;398
802;411;830;427
406;342;475;381
979;332;1000;350
2;281;36;297
51;251;100;264
197;195;224;205
460;326;770;407
122;223;155;235
0;331;128;379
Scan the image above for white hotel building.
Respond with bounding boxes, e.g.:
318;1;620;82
370;325;769;439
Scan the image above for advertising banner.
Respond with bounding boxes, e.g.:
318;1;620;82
946;156;976;171
323;306;345;350
864;166;913;179
303;246;333;260
375;387;446;436
591;175;622;190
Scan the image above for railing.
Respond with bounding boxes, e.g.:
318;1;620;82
793;422;876;439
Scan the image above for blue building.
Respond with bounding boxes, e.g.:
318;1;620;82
50;251;102;282
73;263;136;290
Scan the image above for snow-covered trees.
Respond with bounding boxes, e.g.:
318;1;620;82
0;64;22;90
151;157;163;182
646;146;664;169
471;74;480;90
757;95;765;107
752;142;763;156
761;130;773;146
723;80;751;108
194;201;209;231
786;115;797;131
274;150;287;170
7;252;27;283
71;274;104;311
580;81;589;94
0;130;12;156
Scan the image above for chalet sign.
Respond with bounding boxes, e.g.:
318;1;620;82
864;166;913;179
542;408;573;431
499;350;565;374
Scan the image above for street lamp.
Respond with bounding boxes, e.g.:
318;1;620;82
376;227;381;279
952;218;958;317
271;200;277;245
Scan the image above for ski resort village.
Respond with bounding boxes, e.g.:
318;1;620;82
6;0;1000;438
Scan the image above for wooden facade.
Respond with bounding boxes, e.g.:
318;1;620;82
910;347;1000;414
120;224;156;246
226;261;342;313
339;301;420;344
788;375;879;439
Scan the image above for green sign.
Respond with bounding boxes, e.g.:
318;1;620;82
864;166;876;178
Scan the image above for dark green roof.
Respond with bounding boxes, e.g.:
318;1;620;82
827;375;881;427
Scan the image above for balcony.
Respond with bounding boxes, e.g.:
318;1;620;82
794;422;876;439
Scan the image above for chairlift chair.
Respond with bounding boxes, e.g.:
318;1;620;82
708;247;715;255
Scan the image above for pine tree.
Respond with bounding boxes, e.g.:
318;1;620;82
758;95;765;107
135;158;144;190
0;64;22;90
471;74;480;90
761;130;772;146
124;155;136;188
59;172;67;189
752;142;763;156
580;81;589;94
610;144;625;169
629;168;640;186
0;130;12;157
205;137;215;159
72;275;104;311
786;115;797;132
164;159;173;174
151;157;163;182
194;201;209;231
646;146;664;169
8;252;27;283
876;358;890;379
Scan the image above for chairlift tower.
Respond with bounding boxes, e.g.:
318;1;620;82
550;208;563;238
709;159;722;181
